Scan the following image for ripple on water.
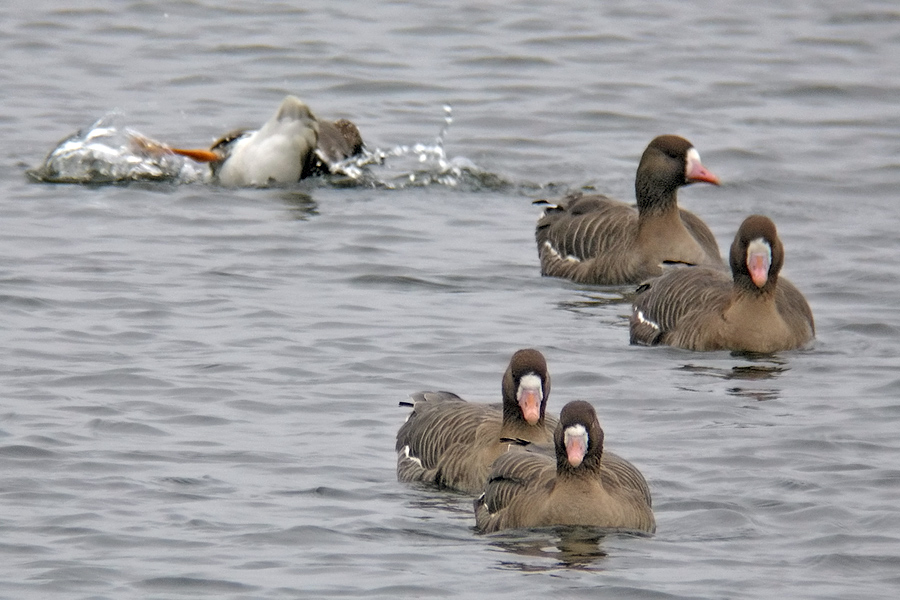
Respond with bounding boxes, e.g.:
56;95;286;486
3;1;900;598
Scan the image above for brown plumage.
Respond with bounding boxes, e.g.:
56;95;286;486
396;349;557;494
474;400;655;534
535;135;723;285
309;118;365;175
630;214;815;352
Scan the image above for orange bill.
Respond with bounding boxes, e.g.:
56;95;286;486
171;148;221;162
686;160;720;185
747;250;770;287
518;388;541;425
565;431;587;468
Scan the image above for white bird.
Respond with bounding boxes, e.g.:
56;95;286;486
171;95;362;187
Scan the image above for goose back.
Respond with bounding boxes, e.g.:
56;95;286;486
536;193;644;285
396;350;557;494
630;266;733;346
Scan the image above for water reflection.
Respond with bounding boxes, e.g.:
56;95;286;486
279;191;318;220
406;488;474;517
557;288;636;313
404;489;619;570
484;527;656;571
679;361;787;402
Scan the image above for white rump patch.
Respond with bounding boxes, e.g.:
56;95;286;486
402;445;422;467
542;240;581;263
634;309;660;331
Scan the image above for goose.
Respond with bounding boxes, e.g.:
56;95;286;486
396;349;557;494
630;214;814;352
171;95;363;186
474;400;655;533
536;135;722;285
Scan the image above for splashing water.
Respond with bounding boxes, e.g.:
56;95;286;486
29;105;507;190
329;105;505;190
28;114;210;185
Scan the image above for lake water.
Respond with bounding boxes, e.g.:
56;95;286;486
2;1;900;598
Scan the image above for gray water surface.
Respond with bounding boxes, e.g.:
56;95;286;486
2;1;900;598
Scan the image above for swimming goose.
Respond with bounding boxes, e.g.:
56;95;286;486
396;349;557;494
630;214;814;352
171;95;363;186
474;400;655;533
535;135;723;285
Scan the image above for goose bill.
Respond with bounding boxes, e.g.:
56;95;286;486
746;239;772;288
517;376;542;425
170;148;221;162
564;424;588;467
685;148;720;185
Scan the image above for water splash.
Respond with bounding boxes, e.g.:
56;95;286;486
28;114;209;185
29;105;509;191
323;105;508;191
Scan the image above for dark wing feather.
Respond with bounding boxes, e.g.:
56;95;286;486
536;194;641;284
601;452;653;508
478;448;554;516
395;392;497;467
630;267;731;345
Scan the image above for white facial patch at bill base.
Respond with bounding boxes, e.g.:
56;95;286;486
685;148;702;177
746;238;772;265
563;423;589;467
746;237;773;287
517;372;544;425
517;373;543;399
